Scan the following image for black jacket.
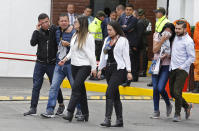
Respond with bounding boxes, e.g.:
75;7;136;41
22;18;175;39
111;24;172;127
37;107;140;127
137;18;151;49
119;14;138;49
30;25;57;64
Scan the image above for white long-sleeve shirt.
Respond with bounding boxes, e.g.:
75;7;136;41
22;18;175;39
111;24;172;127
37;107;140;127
66;33;97;70
98;36;131;71
170;33;195;73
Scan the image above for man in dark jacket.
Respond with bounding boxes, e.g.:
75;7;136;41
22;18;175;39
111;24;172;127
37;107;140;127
102;10;117;39
66;3;78;25
24;13;64;116
116;4;125;24
119;4;138;84
137;9;152;77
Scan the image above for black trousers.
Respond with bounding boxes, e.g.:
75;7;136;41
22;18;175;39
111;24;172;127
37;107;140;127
67;65;91;115
169;69;189;116
95;40;103;61
130;49;140;81
140;47;148;75
105;64;126;118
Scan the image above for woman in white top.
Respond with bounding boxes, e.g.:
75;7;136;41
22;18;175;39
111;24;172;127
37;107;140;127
98;21;132;127
58;16;96;122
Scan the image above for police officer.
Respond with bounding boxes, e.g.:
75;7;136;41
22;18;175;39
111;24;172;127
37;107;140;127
89;11;106;61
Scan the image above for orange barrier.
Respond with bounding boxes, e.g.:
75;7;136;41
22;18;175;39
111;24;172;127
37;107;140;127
194;22;199;50
194;50;199;81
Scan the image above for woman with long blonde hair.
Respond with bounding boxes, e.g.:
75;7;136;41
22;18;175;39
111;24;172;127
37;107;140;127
59;16;96;122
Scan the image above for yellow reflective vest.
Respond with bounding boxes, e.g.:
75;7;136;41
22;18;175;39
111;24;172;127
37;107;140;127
88;17;103;41
155;15;170;33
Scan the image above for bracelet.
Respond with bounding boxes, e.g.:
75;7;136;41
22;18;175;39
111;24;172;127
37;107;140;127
127;71;131;73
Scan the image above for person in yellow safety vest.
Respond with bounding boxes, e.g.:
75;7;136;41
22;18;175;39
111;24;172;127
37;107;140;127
193;21;199;93
89;11;105;61
154;7;170;33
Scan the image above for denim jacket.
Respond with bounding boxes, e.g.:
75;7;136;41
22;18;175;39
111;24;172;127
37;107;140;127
55;27;75;64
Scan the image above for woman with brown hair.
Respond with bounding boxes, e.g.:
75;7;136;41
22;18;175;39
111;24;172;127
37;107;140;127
98;21;132;127
58;16;96;122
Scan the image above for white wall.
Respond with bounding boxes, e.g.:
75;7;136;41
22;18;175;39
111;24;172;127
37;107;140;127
157;0;167;9
168;0;199;26
193;0;199;25
0;0;51;77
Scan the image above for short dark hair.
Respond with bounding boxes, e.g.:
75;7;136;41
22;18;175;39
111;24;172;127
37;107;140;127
176;20;187;28
125;3;134;9
38;13;49;21
116;4;125;11
58;13;69;21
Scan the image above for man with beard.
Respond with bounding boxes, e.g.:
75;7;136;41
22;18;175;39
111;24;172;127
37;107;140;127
169;20;195;122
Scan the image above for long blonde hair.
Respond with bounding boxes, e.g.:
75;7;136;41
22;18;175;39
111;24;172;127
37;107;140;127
76;16;89;49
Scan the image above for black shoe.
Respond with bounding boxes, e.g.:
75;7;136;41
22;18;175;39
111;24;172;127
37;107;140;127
192;82;199;93
111;119;123;127
147;81;153;87
121;80;131;87
63;111;73;122
89;75;99;80
192;88;199;93
89;75;95;80
41;112;55;118
139;72;147;77
99;74;105;80
100;117;111;127
76;114;89;122
185;103;193;120
132;79;138;82
24;108;37;116
166;104;173;117
55;105;65;115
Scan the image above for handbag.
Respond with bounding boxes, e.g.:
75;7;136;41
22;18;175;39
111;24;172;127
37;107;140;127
153;58;161;75
148;59;161;75
148;60;156;74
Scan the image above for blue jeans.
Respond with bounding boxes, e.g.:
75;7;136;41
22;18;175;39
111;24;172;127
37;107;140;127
152;65;171;112
46;63;74;113
31;62;63;108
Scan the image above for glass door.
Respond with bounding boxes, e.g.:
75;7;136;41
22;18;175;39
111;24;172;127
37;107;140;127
90;0;127;16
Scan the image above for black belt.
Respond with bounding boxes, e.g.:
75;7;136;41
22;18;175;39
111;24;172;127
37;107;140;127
106;62;117;66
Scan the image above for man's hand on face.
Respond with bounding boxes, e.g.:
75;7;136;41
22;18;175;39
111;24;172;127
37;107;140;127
36;22;41;30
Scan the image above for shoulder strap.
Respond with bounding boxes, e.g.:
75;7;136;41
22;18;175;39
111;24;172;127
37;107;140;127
59;25;70;40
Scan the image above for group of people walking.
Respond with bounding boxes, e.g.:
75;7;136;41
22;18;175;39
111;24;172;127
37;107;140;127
23;3;196;127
